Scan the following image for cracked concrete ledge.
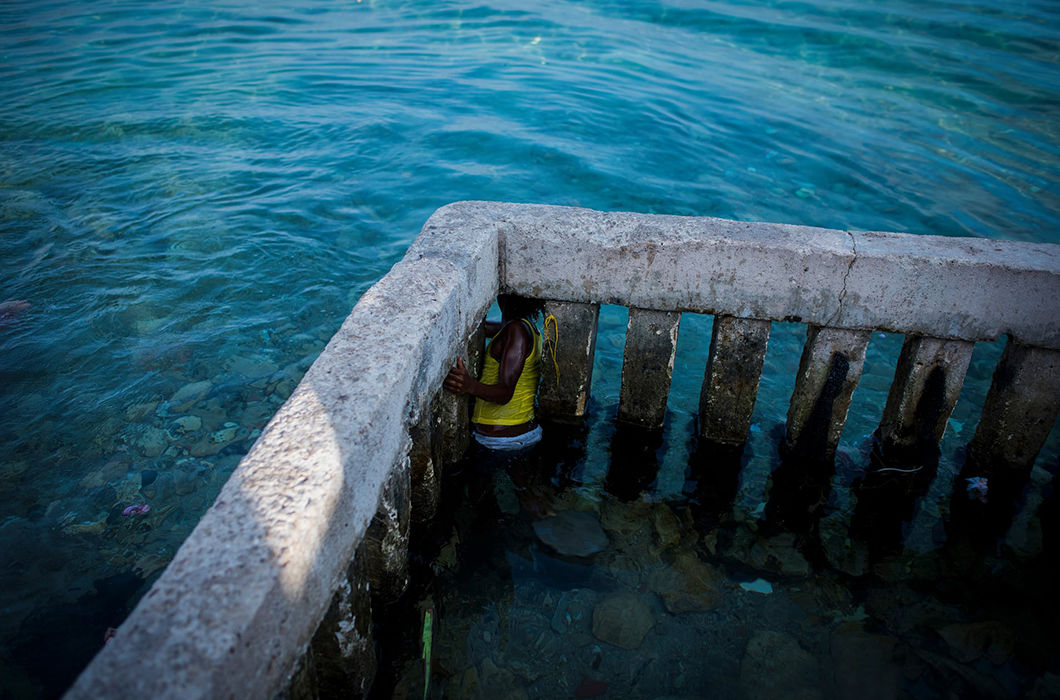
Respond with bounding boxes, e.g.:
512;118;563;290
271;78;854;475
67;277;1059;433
66;201;1060;700
490;201;1060;348
842;229;1060;347
826;230;858;327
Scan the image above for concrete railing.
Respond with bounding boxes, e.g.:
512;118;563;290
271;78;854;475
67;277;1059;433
67;202;1060;699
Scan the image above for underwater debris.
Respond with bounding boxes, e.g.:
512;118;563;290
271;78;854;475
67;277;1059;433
965;476;989;503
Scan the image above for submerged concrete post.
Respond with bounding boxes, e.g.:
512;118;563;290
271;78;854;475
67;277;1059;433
408;414;440;525
438;323;485;465
784;326;871;459
537;300;600;421
308;541;375;699
968;341;1060;473
877;336;973;459
364;455;410;605
698;316;771;446
618;308;681;429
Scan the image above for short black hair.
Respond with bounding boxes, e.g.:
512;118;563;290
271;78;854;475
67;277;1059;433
498;293;544;319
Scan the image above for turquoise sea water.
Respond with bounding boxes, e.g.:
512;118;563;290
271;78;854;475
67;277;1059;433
1;0;1058;696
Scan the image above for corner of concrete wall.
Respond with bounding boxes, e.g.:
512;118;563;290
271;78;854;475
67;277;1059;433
66;206;499;700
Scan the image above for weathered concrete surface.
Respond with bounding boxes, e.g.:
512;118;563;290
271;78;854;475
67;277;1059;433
537;300;599;421
843;230;1060;348
488;202;1060;348
618;308;681;428
364;455;410;604
501;205;853;327
878;336;973;458
784;326;871;459
968;342;1060;472
66;202;498;700
699;316;771;446
308;542;375;699
408;413;440;524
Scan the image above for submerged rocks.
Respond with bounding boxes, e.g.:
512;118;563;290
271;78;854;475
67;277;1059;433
649;551;725;613
591;592;654;650
830;623;900;700
166;415;202;439
740;631;822;700
209;422;241;444
652;503;683;550
171;470;199;496
130;425;167;458
186;422;246;456
936;620;1016;665
0;460;30;492
747;533;811;577
167;380;212;412
123;400;158;422
227;354;280;380
533;510;609;558
549;588;595;637
476;658;527;700
599;498;652;536
61;512;109;536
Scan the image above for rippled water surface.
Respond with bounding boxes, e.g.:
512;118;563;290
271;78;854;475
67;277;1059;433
1;0;1058;696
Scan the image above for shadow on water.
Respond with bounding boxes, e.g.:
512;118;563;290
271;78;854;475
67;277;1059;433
764;351;850;548
684;433;744;533
372;403;1060;700
850;366;948;561
6;572;146;699
948;450;1039;557
604;421;663;501
535;418;590;493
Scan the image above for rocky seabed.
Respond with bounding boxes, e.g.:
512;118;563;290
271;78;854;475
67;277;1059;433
387;481;1060;700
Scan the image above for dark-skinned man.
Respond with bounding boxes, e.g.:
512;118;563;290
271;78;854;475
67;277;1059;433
443;294;543;451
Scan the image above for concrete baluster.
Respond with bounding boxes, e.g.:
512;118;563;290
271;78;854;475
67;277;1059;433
968;341;1060;473
784;325;871;459
364;454;411;605
698;316;771;446
618;307;681;429
877;336;974;460
306;541;375;699
408;414;440;525
537;300;600;421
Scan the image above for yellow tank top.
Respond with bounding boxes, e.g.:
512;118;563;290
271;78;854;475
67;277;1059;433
472;318;541;426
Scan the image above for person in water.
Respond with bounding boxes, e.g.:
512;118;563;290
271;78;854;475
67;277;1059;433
443;294;543;451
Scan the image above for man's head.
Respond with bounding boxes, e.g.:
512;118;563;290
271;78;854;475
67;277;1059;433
498;293;544;320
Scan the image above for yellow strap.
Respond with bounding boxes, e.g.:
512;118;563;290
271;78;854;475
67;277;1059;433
544;314;560;388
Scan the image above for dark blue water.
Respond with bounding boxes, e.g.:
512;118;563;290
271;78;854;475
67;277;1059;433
1;0;1058;696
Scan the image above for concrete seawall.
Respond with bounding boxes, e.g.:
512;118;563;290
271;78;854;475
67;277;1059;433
67;202;1060;698
66;204;500;698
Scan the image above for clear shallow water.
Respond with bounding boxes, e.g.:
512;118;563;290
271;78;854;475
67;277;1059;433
1;0;1058;696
